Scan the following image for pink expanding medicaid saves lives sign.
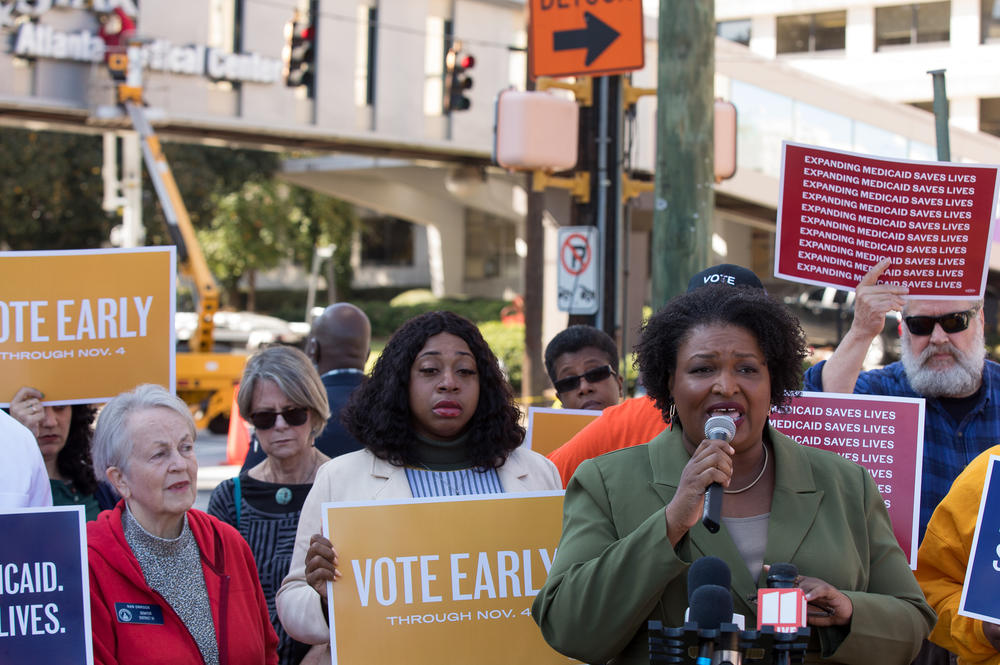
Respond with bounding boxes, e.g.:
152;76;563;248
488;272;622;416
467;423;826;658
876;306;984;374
775;142;1000;298
770;392;924;567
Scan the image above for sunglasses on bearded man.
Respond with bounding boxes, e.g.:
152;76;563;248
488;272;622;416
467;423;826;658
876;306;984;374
902;307;980;336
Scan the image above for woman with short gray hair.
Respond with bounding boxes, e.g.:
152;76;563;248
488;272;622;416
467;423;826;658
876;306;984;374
209;346;331;665
88;383;278;665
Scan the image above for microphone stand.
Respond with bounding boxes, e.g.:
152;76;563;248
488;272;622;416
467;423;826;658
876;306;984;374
648;621;809;664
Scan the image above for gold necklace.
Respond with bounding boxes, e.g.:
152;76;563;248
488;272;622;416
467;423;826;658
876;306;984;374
724;444;768;495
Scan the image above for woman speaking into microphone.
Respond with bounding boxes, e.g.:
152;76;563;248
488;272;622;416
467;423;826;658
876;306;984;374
532;284;933;665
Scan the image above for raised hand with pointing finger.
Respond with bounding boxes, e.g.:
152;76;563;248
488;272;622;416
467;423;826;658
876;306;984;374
820;258;908;393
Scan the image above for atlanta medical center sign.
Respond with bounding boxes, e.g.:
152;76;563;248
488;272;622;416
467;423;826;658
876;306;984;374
2;0;283;85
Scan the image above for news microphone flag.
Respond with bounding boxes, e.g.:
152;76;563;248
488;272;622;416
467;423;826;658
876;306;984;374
756;588;807;633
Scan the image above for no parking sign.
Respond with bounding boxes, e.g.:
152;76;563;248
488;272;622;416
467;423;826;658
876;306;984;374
557;226;599;315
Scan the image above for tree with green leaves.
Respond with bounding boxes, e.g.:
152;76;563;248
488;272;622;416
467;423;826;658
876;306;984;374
291;189;358;301
1;127;358;313
142;142;281;246
198;181;297;310
0;129;110;249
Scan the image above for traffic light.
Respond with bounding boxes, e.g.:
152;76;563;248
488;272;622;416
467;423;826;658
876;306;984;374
444;47;474;112
283;13;316;92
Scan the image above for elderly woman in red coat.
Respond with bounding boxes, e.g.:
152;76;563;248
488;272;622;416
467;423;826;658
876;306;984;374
87;384;278;665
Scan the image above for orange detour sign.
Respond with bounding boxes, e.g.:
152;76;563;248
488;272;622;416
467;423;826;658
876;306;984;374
323;492;571;665
529;0;645;78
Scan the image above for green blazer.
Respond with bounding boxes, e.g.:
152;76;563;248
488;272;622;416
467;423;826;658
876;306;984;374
532;424;934;665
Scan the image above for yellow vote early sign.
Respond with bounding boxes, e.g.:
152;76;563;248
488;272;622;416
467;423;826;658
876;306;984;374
525;406;599;457
323;492;571;665
0;248;176;406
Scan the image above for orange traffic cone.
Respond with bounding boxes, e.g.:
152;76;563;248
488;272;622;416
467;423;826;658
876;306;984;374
225;383;251;465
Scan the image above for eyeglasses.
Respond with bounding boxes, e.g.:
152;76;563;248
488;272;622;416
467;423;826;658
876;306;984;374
553;365;616;394
903;308;980;336
249;407;309;430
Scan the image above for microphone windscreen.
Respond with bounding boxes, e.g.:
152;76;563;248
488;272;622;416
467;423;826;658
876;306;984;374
689;584;733;630
766;562;798;589
704;414;736;441
688;556;732;604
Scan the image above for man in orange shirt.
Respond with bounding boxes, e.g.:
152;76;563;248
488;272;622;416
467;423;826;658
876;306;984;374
545;325;623;412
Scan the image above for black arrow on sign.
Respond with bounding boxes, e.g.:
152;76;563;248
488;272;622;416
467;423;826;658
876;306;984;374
552;12;620;66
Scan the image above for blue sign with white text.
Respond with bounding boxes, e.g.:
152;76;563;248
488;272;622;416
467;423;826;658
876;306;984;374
0;507;92;664
960;456;1000;623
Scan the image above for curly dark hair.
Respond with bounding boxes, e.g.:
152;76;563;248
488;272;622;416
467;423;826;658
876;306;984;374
543;325;619;384
341;310;524;469
635;284;806;423
57;404;100;495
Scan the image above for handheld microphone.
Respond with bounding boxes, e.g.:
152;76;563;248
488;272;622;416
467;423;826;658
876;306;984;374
690;584;733;665
702;415;736;534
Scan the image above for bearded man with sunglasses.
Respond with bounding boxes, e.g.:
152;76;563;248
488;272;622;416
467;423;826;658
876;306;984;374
804;258;999;543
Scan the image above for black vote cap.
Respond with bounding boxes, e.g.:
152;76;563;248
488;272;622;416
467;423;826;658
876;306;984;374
687;264;764;293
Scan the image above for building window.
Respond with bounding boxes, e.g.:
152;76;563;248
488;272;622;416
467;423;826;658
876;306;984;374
717;19;751;46
208;0;237;52
208;0;240;89
424;16;448;115
776;11;846;54
509;29;527;90
982;98;1000;138
465;210;519;281
361;216;414;266
984;0;1000;41
876;2;950;49
355;3;377;107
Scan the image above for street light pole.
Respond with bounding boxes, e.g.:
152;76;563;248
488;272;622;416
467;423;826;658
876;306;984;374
305;244;335;324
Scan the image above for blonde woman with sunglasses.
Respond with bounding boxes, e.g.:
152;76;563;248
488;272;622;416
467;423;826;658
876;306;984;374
208;345;331;665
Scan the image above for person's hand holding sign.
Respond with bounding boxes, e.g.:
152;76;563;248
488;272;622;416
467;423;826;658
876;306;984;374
820;258;908;394
854;258;908;337
9;386;46;438
305;533;341;601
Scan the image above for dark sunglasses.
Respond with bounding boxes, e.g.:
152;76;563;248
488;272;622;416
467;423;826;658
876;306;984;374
554;365;616;394
249;407;309;430
903;308;979;336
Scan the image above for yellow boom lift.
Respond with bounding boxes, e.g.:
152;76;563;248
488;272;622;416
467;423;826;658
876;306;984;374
107;52;244;431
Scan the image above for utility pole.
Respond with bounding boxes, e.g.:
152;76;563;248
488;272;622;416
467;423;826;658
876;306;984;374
651;1;715;305
522;69;549;404
568;74;622;339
